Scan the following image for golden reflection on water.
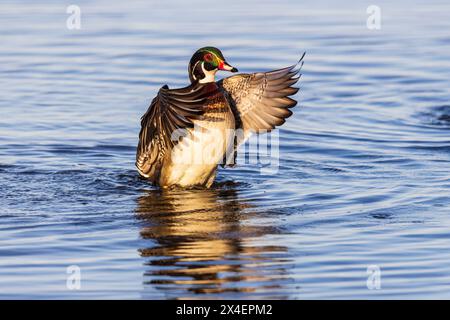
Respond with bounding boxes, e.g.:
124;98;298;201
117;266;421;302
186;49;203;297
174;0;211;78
135;184;292;298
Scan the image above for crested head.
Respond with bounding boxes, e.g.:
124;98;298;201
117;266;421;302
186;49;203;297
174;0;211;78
188;46;238;84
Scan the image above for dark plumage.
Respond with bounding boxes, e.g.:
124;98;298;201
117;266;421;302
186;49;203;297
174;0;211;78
136;83;219;181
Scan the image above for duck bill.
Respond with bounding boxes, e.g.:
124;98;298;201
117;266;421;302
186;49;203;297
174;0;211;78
218;61;238;72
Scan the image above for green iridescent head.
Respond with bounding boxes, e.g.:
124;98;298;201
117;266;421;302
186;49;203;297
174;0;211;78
188;47;238;84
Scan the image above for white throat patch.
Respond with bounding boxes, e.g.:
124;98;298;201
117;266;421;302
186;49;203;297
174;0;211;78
199;62;217;83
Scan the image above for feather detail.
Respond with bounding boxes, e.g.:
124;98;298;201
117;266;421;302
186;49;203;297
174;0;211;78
136;83;219;181
218;53;305;165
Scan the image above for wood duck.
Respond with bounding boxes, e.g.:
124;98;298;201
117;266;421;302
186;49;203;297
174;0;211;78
136;47;304;188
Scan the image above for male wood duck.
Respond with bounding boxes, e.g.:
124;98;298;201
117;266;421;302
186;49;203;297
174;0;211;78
136;47;304;188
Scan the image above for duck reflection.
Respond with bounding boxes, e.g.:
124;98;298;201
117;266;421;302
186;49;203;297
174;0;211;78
135;183;292;298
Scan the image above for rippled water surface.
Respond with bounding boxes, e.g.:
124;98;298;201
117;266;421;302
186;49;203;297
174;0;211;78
1;0;450;299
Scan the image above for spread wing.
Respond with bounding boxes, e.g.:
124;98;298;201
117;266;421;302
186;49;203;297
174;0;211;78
136;83;217;180
219;53;304;136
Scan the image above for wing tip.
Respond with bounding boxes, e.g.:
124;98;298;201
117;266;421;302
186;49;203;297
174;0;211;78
291;51;306;74
297;51;306;65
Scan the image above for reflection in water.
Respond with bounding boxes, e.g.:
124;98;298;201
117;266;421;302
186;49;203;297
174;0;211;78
135;183;293;298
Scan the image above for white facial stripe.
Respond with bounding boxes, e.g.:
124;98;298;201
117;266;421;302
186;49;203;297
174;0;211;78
191;60;201;80
199;61;217;83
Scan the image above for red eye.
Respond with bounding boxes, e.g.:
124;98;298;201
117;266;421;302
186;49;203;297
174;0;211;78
204;53;213;62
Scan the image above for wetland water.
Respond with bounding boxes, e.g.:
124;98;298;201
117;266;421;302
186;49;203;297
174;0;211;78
1;0;450;299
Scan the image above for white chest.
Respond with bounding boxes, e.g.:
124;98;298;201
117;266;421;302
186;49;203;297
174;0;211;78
160;109;235;187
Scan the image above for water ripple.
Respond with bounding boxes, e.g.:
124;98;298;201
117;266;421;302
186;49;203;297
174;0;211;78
1;0;450;299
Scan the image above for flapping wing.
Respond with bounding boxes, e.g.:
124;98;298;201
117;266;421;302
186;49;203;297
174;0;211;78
136;83;217;180
219;53;304;135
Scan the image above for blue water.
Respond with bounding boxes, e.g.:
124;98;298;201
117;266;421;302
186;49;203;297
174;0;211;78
1;0;450;299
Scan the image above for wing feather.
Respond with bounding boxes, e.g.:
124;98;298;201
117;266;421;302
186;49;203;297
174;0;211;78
219;53;304;137
136;83;218;180
218;53;305;167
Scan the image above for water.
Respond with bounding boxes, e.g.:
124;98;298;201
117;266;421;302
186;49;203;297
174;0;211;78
1;0;450;299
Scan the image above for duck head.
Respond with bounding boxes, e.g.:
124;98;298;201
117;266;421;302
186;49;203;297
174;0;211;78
188;47;238;84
